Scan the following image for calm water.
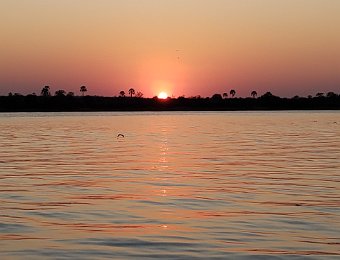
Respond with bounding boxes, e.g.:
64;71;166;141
0;111;339;259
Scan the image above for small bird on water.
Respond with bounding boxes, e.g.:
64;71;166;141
117;133;125;138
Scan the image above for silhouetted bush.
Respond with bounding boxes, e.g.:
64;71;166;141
0;93;339;112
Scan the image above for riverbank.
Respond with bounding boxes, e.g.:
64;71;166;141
1;94;339;112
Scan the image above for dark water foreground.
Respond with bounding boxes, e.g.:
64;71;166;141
0;112;339;259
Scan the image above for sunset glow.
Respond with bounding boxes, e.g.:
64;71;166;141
0;1;340;97
158;92;168;99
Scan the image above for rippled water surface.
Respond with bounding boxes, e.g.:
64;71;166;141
0;111;339;259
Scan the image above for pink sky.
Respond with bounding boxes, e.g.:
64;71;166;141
1;0;339;97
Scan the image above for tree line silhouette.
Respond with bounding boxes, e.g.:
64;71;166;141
39;85;87;97
1;85;339;112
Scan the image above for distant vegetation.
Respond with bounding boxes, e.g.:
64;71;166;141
1;86;339;111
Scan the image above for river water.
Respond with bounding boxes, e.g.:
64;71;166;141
0;111;339;259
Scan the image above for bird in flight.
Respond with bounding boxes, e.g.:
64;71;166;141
176;50;182;61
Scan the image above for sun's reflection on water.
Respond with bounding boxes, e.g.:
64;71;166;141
0;112;339;258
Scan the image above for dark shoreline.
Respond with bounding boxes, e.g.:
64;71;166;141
1;94;339;112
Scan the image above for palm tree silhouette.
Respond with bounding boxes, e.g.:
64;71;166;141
251;91;257;98
128;88;135;97
80;86;87;96
119;91;126;97
41;86;51;97
230;89;236;98
223;92;228;99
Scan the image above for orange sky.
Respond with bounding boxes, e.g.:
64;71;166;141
0;0;339;97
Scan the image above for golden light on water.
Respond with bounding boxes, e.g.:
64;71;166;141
0;112;340;257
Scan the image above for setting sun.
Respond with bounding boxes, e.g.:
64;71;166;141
158;92;168;99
